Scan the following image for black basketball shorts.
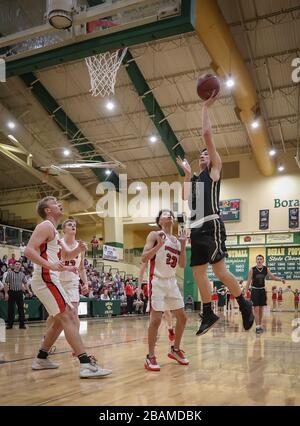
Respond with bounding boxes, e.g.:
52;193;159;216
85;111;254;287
190;219;227;267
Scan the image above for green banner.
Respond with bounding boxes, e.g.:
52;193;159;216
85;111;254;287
208;248;249;281
184;247;199;302
267;246;300;280
91;300;121;317
0;299;42;321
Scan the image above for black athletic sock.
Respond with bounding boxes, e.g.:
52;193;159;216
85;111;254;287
37;349;48;359
202;302;214;317
78;353;90;364
236;294;248;309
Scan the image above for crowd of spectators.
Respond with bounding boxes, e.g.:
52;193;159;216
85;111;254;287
83;261;149;314
0;253;149;315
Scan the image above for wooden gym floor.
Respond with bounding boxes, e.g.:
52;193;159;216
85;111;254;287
0;311;300;406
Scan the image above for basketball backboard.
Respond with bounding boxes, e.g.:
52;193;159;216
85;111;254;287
0;0;182;63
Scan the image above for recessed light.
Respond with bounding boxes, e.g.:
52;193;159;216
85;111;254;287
7;121;15;129
105;169;111;175
269;149;276;156
63;149;70;156
251;120;259;129
226;78;235;88
106;101;114;110
150;135;157;143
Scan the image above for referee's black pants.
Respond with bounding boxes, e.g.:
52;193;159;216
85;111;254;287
7;290;25;327
126;296;134;314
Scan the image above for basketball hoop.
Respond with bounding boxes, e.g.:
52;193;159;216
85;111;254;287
85;48;128;97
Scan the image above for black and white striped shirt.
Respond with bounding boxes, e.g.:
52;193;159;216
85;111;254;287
5;271;27;291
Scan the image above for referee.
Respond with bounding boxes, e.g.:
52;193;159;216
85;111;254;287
4;261;30;329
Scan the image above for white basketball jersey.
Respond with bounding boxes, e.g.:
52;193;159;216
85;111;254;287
32;220;60;277
59;239;81;284
150;233;181;279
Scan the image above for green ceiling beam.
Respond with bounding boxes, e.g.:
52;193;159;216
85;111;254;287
20;72;119;189
124;50;185;175
6;0;193;77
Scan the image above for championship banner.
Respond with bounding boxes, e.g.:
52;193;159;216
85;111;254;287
267;247;300;280
208;248;249;281
103;244;118;261
289;207;299;229
259;209;269;230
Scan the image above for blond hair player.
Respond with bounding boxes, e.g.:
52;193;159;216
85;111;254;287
25;196;111;378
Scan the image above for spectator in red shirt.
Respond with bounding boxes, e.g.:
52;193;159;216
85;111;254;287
8;253;17;267
90;236;99;259
125;279;134;314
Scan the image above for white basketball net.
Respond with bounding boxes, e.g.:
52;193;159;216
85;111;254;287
85;48;128;97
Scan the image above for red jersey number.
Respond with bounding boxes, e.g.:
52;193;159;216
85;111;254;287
166;253;177;268
65;260;76;266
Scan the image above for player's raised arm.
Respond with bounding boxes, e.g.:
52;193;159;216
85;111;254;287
178;229;187;268
176;157;192;201
202;96;222;181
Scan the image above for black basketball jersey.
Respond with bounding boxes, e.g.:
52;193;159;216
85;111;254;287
252;266;268;288
189;167;221;221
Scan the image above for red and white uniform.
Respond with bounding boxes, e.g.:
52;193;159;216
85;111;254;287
246;290;251;301
277;292;283;302
31;220;73;316
149;233;184;312
272;290;277;301
59;239;81;303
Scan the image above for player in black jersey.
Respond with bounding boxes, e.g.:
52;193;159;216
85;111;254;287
246;254;286;334
177;95;254;336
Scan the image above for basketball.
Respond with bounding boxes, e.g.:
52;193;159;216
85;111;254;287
197;74;220;100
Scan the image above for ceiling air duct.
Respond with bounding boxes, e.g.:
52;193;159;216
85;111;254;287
194;0;275;176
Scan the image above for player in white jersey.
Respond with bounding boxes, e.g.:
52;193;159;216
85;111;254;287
25;196;112;378
142;209;189;372
60;219;89;319
139;261;175;343
45;218;89;332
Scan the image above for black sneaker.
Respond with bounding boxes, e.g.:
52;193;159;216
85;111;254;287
19;325;27;329
196;312;219;336
240;300;254;331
